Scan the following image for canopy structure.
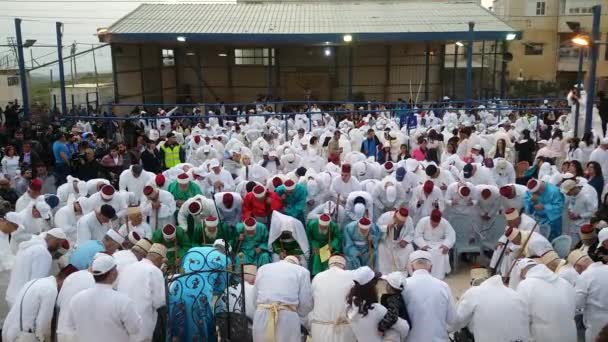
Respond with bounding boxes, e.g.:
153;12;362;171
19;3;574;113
99;1;519;44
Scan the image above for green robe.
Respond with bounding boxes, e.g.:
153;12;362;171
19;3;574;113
152;227;191;267
233;222;272;267
275;183;308;222
306;219;342;276
167;181;202;202
271;235;304;256
191;222;232;247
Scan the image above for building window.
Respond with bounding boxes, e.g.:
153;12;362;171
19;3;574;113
162;49;174;67
234;48;275;66
536;1;546;15
569;7;580;14
525;43;544;55
7;76;19;86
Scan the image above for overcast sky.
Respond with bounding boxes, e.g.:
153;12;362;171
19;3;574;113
1;0;493;76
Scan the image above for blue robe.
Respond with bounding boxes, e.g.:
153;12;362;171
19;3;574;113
168;246;231;342
275;183;308;223
343;221;381;270
69;240;104;270
524;183;564;241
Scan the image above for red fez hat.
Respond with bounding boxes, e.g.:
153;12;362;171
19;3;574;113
194;135;201;144
272;177;283;188
205;215;218;227
143;185;154;196
319;214;331;226
358;217;371;230
284;179;296;191
499;185;513;198
155;174;166;187
458;185;471;197
253;185;266;199
29;178;43;192
423;180;434;194
188;201;202;216
580;224;596;239
342;163;352;174
222;193;234;207
244;217;257;231
384;161;394;172
527;178;541;192
430;209;442;222
162;224;176;239
101;185;115;200
177;173;190;185
396;207;409;221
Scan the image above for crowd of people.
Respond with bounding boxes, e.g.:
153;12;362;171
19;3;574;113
1;90;608;342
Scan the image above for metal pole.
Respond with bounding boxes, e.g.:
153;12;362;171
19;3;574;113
267;48;272;99
480;40;485;99
424;42;430;101
91;44;100;110
348;45;354;101
465;21;475;108
585;5;601;134
30;49;34;69
500;40;507;99
14;18;29;117
452;44;458;98
56;22;67;115
492;40;498;98
575;48;584;138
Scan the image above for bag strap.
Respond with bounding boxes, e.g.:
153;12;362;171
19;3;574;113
19;279;39;333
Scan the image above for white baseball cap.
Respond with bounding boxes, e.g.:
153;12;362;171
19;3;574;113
91;253;116;276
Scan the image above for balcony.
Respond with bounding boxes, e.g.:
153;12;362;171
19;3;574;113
557;46;589;71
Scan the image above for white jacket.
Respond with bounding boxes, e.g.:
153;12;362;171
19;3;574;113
455;275;530;342
517;264;577;342
118;166;155;200
5;236;52;307
575;262;608;342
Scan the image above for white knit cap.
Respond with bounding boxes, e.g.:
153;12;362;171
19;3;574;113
599;228;608;246
381;272;405;290
46;228;67;240
91;254;116;275
409;250;432;263
105;229;125;245
352;266;375;285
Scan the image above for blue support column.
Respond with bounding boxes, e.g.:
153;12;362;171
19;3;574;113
465;21;475;109
348;45;353;101
585;5;601;134
575;49;584;138
14;19;29;117
56;22;68;115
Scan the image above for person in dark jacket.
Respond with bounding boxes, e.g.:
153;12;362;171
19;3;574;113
378;272;410;334
141;139;162;174
360;129;381;160
0;177;18;208
515;129;535;164
598;91;608;137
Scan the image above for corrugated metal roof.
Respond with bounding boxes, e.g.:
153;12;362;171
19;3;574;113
103;1;517;43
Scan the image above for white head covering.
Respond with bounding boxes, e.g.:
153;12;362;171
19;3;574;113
91;253;116;275
381;272;405;290
352;266;375;285
354;203;365;218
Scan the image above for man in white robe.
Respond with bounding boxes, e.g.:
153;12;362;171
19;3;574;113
498;183;528;212
56;176;87;207
371;177;403;219
308;255;355;342
117;244;167;342
454;273;530;342
330;164;361;206
377;207;415;275
176;194;217;230
561;179;598;246
413;210;455;280
403;250;456;342
140;185;176;232
570;251;608;342
81;184;128;219
206;158;236;193
461;163;496;187
15;178;42;212
344;191;374;224
252;256;313;342
590;138;608;180
65;254;142;342
516;259;577;342
76;204;116;245
493;158;516;187
409;180;445;225
56;268;95;342
54;198;84;243
424;164;455;194
2;271;72;342
118;164;155;204
214;191;242;228
6;228;68;307
268;211;310;268
445;182;478;216
10;198;53;253
490;208;538;276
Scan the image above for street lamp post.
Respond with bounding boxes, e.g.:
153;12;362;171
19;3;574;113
585;5;601;134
